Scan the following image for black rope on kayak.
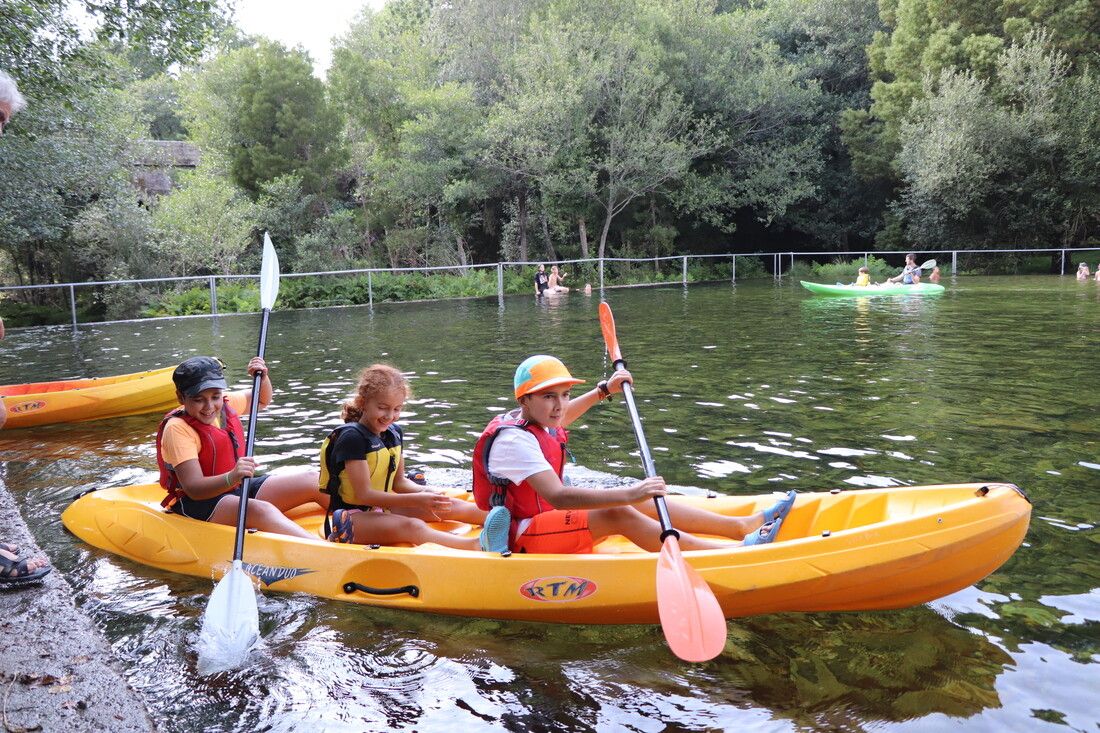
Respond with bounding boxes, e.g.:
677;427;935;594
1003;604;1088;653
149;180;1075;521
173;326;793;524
343;581;420;598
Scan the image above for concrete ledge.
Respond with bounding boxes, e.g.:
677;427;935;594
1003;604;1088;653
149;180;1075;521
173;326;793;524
0;481;155;732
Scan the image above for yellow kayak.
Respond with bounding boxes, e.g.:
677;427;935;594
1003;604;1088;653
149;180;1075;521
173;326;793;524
1;366;178;429
61;482;1030;624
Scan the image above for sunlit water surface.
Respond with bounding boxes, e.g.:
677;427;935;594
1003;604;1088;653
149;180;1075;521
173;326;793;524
1;277;1098;732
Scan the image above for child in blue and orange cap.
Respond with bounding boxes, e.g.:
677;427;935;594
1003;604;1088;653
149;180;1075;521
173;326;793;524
471;355;795;554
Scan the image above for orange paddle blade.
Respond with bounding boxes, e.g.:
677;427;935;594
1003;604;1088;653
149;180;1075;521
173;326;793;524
656;536;728;662
598;302;623;363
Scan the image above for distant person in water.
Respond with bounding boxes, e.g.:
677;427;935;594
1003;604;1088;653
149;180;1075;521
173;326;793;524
534;264;549;296
584;283;592;296
1077;263;1091;281
929;266;941;284
854;266;871;286
1095;268;1100;282
547;265;569;293
888;254;920;285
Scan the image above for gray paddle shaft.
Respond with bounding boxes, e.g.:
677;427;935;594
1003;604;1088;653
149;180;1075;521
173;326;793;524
232;307;271;561
611;357;678;540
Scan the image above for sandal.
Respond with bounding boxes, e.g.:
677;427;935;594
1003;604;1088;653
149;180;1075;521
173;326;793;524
479;506;511;553
762;490;797;525
743;520;778;547
0;545;52;588
326;509;355;544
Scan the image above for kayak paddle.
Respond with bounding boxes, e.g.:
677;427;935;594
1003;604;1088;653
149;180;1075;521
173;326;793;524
597;301;727;662
918;259;936;271
196;232;280;673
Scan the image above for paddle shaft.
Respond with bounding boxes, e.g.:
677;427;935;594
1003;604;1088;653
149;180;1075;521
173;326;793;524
609;355;677;540
231;306;271;562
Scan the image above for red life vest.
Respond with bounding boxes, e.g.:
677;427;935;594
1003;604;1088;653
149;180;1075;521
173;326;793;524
155;404;245;508
472;411;567;520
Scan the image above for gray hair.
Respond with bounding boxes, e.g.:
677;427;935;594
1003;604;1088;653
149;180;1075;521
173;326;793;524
0;70;27;113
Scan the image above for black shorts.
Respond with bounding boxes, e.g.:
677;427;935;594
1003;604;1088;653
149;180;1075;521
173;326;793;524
170;475;270;522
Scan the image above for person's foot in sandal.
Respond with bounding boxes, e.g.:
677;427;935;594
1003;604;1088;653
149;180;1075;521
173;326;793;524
742;519;781;547
326;509;355;544
0;542;52;588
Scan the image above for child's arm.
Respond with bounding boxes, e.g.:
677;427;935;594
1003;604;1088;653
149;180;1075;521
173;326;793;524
343;459;452;514
174;456;258;499
245;356;273;409
525;470;666;509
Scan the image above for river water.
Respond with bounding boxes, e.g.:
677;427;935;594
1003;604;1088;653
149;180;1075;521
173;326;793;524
1;277;1097;732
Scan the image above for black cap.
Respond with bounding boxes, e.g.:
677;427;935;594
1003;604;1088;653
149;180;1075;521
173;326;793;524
173;357;228;397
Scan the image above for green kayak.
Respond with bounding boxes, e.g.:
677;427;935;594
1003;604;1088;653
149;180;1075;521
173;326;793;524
801;281;946;297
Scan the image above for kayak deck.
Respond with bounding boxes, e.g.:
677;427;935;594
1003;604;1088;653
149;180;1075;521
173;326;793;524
1;366;178;429
62;482;1030;624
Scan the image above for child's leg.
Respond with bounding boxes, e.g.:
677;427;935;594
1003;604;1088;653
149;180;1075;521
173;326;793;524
632;500;763;540
208;496;317;540
256;470;328;511
587;507;735;552
392;498;487;524
350;513;479;551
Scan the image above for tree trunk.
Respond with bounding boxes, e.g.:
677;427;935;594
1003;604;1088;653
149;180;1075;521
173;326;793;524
456;235;469;274
517;189;528;262
540;209;557;261
597;209;613;260
578;218;589;259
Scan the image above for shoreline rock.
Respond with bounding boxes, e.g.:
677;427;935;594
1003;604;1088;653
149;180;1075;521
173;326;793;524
0;479;156;732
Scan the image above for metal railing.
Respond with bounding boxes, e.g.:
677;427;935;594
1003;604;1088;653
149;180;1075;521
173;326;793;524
2;246;1099;328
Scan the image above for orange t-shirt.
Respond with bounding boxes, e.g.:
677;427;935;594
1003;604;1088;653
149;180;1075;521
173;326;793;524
159;392;250;470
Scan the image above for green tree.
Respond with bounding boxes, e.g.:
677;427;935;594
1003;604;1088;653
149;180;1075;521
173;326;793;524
180;40;345;196
895;34;1097;249
151;168;257;275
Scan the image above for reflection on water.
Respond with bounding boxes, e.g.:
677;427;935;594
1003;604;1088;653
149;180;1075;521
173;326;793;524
1;276;1098;732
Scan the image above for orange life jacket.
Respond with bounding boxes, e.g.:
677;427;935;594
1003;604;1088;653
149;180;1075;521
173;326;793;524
472;411;567;520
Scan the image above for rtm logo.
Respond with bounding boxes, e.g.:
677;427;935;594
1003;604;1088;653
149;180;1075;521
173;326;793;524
519;576;597;603
9;401;45;414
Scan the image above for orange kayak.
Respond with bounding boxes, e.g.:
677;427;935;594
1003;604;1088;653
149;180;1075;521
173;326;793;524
61;482;1030;623
1;366;178;429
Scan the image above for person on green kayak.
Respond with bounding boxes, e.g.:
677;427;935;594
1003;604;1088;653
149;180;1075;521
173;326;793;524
320;364;485;550
155;356;326;539
854;266;871;287
471;355;796;554
887;254;921;285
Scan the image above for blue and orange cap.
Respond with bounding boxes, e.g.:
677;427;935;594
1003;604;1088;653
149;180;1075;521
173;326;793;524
513;355;585;400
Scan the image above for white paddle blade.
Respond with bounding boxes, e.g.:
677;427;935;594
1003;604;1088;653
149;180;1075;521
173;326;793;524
260;232;281;310
919;259;936;271
196;562;260;674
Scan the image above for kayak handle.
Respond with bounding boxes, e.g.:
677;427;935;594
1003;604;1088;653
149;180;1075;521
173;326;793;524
343;581;420;598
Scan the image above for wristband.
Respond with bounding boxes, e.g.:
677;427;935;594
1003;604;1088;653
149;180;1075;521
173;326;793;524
224;472;233;488
597;380;612;400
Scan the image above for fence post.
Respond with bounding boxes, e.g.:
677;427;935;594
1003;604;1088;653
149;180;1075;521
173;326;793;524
368;271;374;310
731;255;736;284
682;255;688;285
1060;250;1065;276
864;252;868;268
599;257;605;290
209;276;218;315
952;250;957;275
497;263;504;300
69;285;78;327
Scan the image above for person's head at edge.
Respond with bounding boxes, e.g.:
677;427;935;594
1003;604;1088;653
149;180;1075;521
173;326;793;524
513;355;585;429
0;70;27;136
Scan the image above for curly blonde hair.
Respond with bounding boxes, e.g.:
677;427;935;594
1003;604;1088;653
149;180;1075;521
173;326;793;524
342;364;410;422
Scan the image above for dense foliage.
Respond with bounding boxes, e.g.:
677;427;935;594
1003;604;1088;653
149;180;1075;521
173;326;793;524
1;0;1098;324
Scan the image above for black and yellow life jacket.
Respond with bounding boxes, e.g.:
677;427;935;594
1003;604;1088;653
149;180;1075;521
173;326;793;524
318;422;403;511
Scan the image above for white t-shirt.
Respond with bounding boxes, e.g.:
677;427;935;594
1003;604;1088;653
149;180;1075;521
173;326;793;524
487;428;553;484
486;423;558;538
